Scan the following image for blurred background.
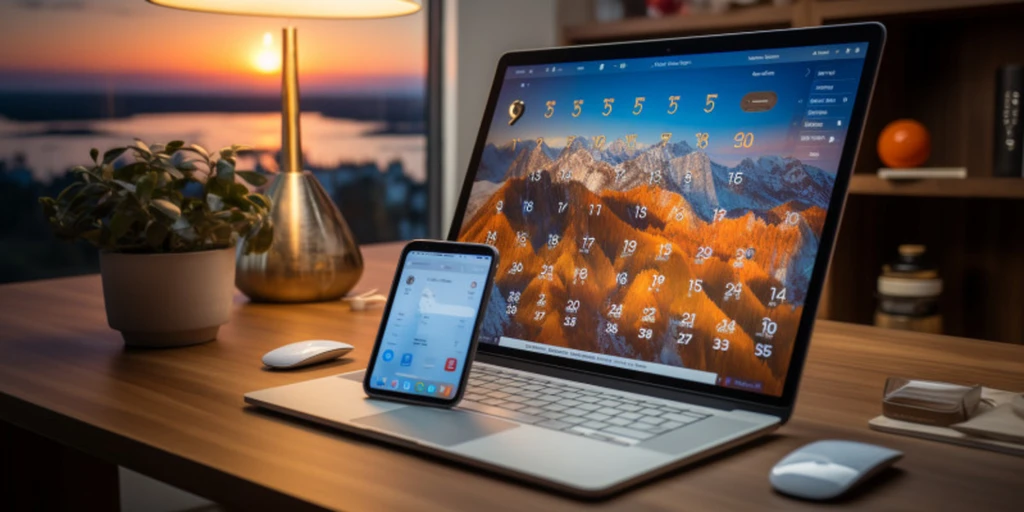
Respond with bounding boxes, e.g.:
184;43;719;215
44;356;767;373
0;0;428;283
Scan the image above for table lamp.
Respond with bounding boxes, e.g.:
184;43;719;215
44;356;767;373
146;0;422;303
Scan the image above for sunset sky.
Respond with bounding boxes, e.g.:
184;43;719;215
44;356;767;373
0;0;426;95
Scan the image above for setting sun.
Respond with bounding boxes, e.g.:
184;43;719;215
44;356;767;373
253;32;280;74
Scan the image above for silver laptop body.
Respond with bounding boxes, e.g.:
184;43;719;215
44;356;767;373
246;24;885;498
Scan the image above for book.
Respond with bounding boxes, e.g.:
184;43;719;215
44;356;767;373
878;168;967;180
994;64;1023;178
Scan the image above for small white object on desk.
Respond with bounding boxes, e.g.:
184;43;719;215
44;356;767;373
343;288;387;311
877;167;967;180
770;440;903;501
262;340;354;370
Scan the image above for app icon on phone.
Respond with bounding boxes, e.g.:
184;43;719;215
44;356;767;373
402;381;412;391
376;376;387;387
390;379;399;389
400;353;413;366
427;384;436;393
442;386;453;398
382;349;394;362
445;358;458;372
415;382;425;392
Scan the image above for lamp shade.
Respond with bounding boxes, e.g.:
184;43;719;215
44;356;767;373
146;0;421;19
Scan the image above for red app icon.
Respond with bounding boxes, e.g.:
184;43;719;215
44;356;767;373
445;358;458;372
390;379;399;389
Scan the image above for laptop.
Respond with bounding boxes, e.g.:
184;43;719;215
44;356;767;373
245;23;885;498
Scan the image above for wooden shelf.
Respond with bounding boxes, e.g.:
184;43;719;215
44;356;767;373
847;175;1024;198
563;4;792;43
562;0;1024;44
815;0;1024;22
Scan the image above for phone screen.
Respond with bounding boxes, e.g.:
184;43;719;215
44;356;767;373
366;245;496;404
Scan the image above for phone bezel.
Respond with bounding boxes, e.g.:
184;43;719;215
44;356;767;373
363;239;499;407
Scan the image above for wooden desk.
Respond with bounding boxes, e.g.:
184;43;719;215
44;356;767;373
1;243;1022;511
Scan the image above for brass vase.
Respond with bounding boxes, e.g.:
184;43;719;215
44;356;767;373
235;27;364;303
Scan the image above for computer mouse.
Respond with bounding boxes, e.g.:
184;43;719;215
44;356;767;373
770;440;903;501
262;340;354;370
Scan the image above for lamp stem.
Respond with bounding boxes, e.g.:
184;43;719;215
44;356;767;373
281;26;302;173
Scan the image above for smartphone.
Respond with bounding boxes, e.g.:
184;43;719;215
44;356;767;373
363;240;498;407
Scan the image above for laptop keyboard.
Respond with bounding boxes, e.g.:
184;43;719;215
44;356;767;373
459;364;711;447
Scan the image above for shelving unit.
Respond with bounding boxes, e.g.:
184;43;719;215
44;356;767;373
848;176;1024;198
560;0;1024;343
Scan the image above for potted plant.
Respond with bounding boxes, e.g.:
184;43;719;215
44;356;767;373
40;140;273;347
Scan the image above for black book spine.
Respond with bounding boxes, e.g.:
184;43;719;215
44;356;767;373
994;65;1024;177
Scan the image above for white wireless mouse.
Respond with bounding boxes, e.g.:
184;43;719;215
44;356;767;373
262;340;354;370
770;440;903;501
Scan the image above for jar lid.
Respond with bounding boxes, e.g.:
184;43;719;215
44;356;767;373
878;275;943;297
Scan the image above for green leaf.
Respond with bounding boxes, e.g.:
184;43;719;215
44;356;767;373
163;167;184;180
112;180;136;193
204;174;229;197
244;222;274;254
228;183;249;199
80;229;101;244
71;165;89;174
236;170;268;187
113;162;148;181
189;144;210;159
145;221;169;249
248;193;271;210
90;148;99;163
231;144;251;152
215;158;235;185
219;147;235;160
151;199;181;220
171;216;196;240
206;193;224;212
102;147;127;165
136;172;156;201
56;182;83;202
176;160;198;171
164;140;185;154
109;209;133;239
211;223;234;242
133;140;153;157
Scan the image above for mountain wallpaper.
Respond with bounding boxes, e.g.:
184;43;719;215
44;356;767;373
459;135;836;396
456;56;864;396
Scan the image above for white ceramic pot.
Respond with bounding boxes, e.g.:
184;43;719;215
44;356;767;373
99;247;236;348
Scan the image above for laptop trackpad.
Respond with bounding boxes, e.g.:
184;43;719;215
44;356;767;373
352;404;518;447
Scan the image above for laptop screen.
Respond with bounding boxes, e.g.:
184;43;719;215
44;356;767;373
456;42;870;397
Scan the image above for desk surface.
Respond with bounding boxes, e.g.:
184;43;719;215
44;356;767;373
1;243;1022;511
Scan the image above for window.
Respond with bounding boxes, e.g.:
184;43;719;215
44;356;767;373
0;0;429;283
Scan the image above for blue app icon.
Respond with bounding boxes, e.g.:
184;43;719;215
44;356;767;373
402;381;412;391
427;384;436;393
400;353;413;366
376;375;387;387
382;349;394;362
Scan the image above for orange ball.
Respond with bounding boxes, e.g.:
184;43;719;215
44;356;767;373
877;119;931;168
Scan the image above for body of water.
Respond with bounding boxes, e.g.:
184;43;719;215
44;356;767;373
0;111;425;182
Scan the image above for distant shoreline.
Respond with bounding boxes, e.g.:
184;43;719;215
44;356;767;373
0;92;426;124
